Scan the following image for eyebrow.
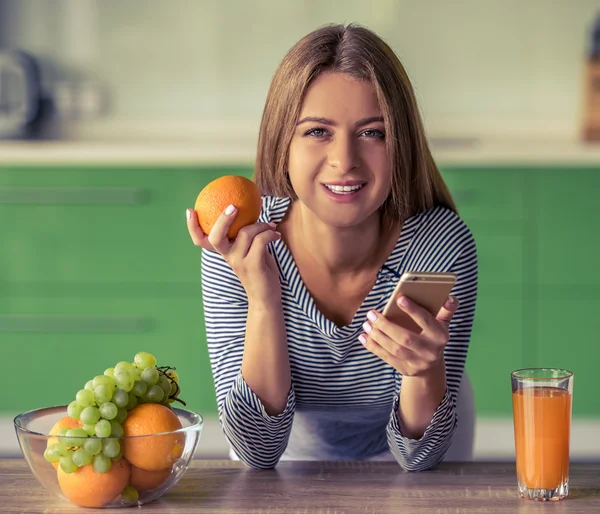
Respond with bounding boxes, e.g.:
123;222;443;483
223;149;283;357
296;116;384;127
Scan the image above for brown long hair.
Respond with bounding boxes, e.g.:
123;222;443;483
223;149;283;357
254;23;456;221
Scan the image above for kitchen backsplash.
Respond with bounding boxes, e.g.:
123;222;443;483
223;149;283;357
0;0;599;130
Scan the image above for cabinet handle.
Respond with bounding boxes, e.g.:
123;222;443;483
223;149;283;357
0;187;148;205
0;315;153;333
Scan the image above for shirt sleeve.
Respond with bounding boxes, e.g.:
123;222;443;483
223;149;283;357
386;224;478;471
200;247;295;469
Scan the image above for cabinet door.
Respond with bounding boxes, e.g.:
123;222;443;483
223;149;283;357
440;167;525;222
466;283;524;415
441;168;527;415
471;222;523;286
0;293;218;415
467;226;525;415
0;166;253;285
535;168;600;285
536;289;598;415
0;165;254;417
535;168;600;416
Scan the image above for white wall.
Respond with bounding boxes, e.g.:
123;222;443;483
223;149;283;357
2;0;600;130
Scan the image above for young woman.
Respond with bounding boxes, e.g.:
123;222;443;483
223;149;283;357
186;23;478;471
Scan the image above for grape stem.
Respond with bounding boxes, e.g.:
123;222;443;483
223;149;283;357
156;366;187;406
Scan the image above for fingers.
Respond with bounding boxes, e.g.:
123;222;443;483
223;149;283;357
435;296;460;329
234;222;279;257
396;296;451;338
186;202;281;281
206;204;238;254
186;208;215;251
360;334;404;370
245;228;282;264
359;315;415;363
359;295;460;377
361;310;435;359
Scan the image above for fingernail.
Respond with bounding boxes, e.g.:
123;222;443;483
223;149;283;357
362;321;372;333
367;311;377;322
449;296;458;305
398;296;409;308
225;205;236;216
186;209;192;221
358;335;367;345
268;222;277;229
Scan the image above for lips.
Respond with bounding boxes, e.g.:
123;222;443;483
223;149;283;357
324;184;364;194
320;181;367;203
322;181;367;195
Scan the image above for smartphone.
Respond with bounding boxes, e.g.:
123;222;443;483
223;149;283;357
381;271;457;333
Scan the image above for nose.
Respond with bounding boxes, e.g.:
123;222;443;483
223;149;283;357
327;134;360;173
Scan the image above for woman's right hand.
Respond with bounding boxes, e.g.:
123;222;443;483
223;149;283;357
186;206;282;304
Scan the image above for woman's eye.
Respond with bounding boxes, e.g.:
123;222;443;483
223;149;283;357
362;129;385;139
304;127;329;138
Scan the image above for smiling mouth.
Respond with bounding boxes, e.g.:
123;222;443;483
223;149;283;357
323;184;365;194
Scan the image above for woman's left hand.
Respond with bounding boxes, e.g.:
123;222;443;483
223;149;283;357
359;295;459;377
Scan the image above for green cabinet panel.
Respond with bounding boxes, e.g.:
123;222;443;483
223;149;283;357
0;293;216;415
441;167;525;221
533;168;600;416
0;166;253;287
442;168;527;415
535;168;600;285
536;287;599;416
468;221;523;286
2;164;599;421
466;284;524;415
0;165;257;417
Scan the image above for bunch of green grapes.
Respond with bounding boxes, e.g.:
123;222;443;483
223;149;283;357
44;352;183;474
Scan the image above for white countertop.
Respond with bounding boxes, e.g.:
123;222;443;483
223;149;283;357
1;139;600;165
2;414;599;460
1;120;600;165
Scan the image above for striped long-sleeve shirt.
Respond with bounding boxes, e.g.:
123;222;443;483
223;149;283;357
201;195;478;471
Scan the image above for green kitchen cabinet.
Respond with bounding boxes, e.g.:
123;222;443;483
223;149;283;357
441;168;527;415
0;166;253;286
0;165;252;417
536;289;598;415
0;294;216;414
466;284;524;415
465;226;524;414
1;164;599;420
534;168;600;416
534;168;600;286
470;226;524;286
441;168;525;222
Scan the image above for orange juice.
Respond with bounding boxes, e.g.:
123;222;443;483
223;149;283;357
512;387;571;490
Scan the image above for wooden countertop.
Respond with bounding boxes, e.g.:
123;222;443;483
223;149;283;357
1;459;599;513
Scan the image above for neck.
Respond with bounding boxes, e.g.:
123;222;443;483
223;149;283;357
289;202;394;277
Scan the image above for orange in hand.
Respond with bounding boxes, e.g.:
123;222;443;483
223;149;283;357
122;403;184;471
194;175;262;239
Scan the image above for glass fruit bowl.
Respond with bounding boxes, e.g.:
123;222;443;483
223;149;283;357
14;404;203;508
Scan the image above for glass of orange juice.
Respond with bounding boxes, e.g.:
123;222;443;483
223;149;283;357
511;368;573;501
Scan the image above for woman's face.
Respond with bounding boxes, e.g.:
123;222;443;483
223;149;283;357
288;72;392;228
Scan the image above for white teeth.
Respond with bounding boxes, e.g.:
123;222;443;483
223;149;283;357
324;184;363;194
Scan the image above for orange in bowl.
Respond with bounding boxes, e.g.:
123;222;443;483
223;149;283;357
123;403;184;471
14;404;203;509
47;416;83;469
130;465;172;492
194;175;261;239
57;458;131;508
